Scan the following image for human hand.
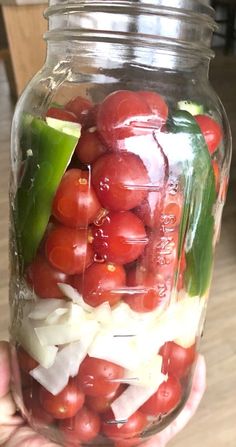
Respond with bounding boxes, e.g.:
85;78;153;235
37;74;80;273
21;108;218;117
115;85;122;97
0;341;206;447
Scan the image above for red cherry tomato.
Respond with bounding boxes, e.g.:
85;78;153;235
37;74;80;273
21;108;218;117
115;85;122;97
26;254;70;299
91;211;148;265
73;262;126;307
97;90;151;150
45;225;93;275
65;96;93;125
39;380;85;420
144;230;178;279
86;385;125;414
92;152;149;211
159;342;196;379
84;103;101;129
59;407;101;443
53;169;101;228
138;90;168;128
135;190;182;230
140;376;182;416
46;107;78;123
75;129;106;165
123;267;165;312
134;191;162;228
102;409;147;440
17;347;38;373
23;386;54;425
195;114;223;154
77;357;124;397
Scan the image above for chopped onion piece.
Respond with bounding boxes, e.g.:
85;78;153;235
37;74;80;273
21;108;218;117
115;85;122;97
66;302;87;322
69;328;98;377
17;319;58;368
30;344;75;395
173;297;203;348
30;334;94;395
30;323;98;394
46;308;69;324
111;372;166;421
88;331;142;370
28;299;67;320
92;302;112;325
57;283;93;311
123;355;163;387
35;319;99;346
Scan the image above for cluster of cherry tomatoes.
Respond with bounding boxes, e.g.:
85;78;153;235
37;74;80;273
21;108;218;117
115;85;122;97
18;340;196;445
20;89;223;445
27;90;185;313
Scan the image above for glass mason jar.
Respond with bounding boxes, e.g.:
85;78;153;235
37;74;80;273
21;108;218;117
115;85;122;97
9;0;231;445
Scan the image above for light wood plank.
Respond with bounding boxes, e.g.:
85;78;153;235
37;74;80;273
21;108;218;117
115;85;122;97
2;4;47;95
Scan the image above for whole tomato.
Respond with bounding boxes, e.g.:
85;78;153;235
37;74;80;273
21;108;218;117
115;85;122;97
75;129;106;165
73;262;126;307
77;357;124;397
140;376;182;416
159;341;196;378
53;169;101;228
46;107;78;122
102;409;147;440
97;90;168;151
92;152;150;211
195;114;223;154
97;90;151;150
45;225;93;275
65;95;93;125
86;385;125;414
39;380;85;420
91;211;148;265
59;407;101;443
123;266;165;312
26;254;69;299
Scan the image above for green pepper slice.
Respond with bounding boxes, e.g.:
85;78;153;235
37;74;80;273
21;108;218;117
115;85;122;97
15;115;80;268
168;110;216;296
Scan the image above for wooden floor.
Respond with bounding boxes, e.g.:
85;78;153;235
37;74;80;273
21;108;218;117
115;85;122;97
0;53;235;447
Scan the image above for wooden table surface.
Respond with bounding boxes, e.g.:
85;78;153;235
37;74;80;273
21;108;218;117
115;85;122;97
0;54;235;447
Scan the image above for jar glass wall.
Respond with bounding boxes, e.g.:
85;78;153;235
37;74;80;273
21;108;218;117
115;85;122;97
9;1;231;446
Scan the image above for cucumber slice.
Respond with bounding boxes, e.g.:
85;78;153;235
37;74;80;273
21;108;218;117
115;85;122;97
46;116;81;138
177;100;204;116
15;115;80;267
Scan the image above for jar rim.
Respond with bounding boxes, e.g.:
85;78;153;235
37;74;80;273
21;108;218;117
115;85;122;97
44;0;216;30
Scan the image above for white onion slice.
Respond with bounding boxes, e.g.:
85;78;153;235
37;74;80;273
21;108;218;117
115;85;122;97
57;283;93;311
30;337;89;395
28;299;67;320
92;302;112;325
111;373;166;421
123;355;163;387
30;344;75;395
17;319;58;368
35;319;99;346
173;297;203;348
88;331;142;370
46;308;69;324
30;324;98;394
69;327;98;377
